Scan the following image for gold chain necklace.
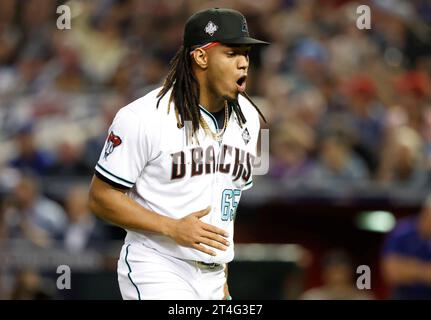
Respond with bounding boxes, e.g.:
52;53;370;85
200;100;229;142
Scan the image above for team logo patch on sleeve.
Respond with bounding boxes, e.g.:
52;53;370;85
104;131;122;159
242;128;251;145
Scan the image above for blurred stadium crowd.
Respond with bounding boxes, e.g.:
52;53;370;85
1;0;431;299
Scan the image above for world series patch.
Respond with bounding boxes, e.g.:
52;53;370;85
242;128;251;145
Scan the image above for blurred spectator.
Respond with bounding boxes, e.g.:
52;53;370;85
394;71;431;131
381;195;431;299
70;0;128;84
8;123;55;176
0;0;20;66
10;269;53;300
81;95;124;172
0;196;7;243
46;141;91;177
301;249;374;300
269;120;316;183
46;31;88;93
293;89;327;130
61;185;108;253
292;38;330;88
341;75;386;172
378;126;428;188
422;106;431;170
14;0;55;95
309;131;370;185
3;173;67;247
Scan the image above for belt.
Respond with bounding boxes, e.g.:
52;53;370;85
194;261;222;270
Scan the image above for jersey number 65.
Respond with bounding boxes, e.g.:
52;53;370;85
221;189;241;221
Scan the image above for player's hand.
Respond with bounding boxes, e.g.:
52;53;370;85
167;206;230;256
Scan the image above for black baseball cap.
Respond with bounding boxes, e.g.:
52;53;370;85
183;8;269;47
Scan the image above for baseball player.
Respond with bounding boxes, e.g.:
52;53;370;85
89;8;268;300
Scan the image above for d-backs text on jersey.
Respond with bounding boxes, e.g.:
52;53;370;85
171;144;253;182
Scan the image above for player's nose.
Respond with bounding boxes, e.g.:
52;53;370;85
237;54;249;70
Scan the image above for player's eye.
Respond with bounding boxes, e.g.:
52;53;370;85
226;52;235;57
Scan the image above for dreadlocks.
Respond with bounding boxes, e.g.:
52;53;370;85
156;45;200;131
156;45;267;136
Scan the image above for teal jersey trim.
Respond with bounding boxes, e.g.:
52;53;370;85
199;106;219;131
125;244;141;300
96;163;134;186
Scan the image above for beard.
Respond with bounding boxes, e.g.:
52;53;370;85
223;94;239;106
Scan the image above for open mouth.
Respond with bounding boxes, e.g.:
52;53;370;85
236;75;247;92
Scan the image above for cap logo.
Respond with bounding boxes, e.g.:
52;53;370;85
205;21;218;36
242;18;248;33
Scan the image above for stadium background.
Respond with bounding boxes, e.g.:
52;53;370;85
1;0;431;299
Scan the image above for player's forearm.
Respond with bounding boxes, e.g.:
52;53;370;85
89;176;174;236
383;255;431;285
224;263;230;299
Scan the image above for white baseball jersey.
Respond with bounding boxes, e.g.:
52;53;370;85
95;87;260;264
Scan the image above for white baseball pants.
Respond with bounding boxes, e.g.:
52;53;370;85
117;242;226;300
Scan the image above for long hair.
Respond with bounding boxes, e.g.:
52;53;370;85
156;45;267;135
157;45;200;131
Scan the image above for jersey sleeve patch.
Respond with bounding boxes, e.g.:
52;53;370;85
104;131;122;159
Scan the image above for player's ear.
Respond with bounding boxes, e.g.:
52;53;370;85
192;48;208;69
